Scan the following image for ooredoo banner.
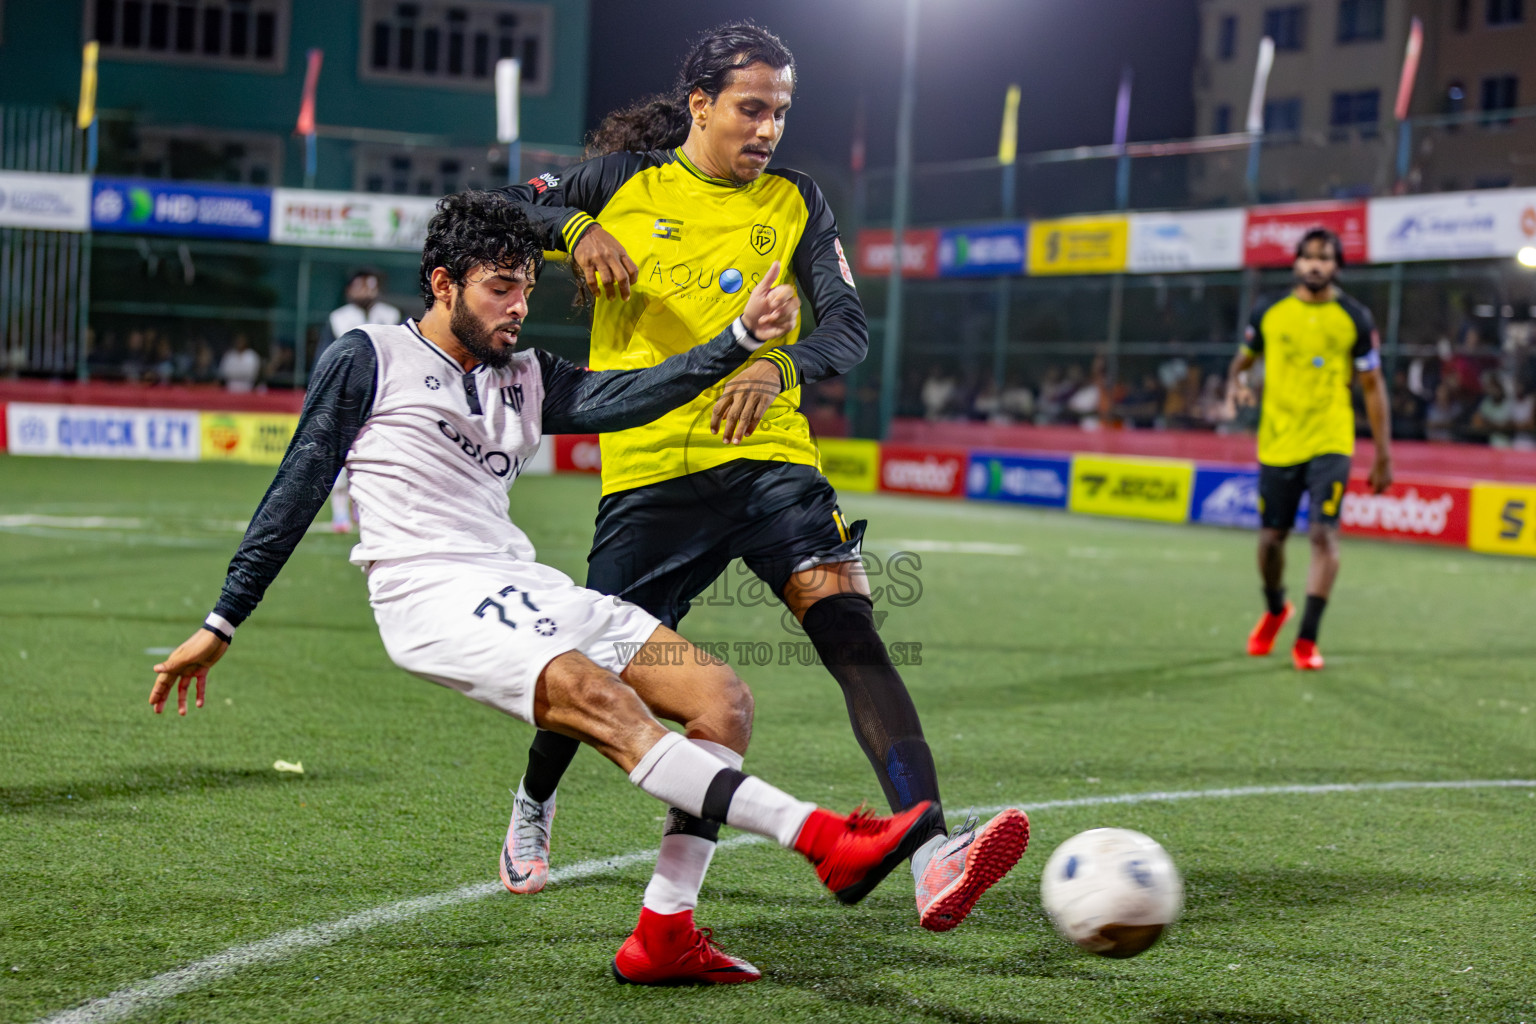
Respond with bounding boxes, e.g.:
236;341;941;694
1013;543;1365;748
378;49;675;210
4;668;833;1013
964;452;1070;508
853;228;940;278
1367;188;1536;262
879;444;967;498
554;433;602;474
7;402;200;460
1339;478;1469;546
0;171;91;231
1244;201;1368;267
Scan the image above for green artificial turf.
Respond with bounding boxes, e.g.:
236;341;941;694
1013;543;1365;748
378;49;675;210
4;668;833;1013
1;456;1532;1023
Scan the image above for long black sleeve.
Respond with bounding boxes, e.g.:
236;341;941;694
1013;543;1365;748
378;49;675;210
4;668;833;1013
767;168;869;388
212;331;378;627
536;326;752;435
495;152;660;253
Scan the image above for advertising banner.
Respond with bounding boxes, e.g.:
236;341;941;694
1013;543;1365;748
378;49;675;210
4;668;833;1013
1127;209;1245;272
6;402;200;460
1367;188;1536;262
817;437;880;493
1027;215;1129;275
937;223;1027;278
1068;454;1194;523
1339;478;1469;546
91;178;271;241
1468;481;1536;557
878;444;967;497
553;433;602;474
0;171;91;231
1190;466;1261;529
964;452;1071;508
853;228;939;278
200;412;300;465
270;188;440;251
1243;201;1368;267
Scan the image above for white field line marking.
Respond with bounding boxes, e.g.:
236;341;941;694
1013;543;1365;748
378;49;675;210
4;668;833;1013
0;515;145;529
35;779;1536;1024
874;539;1028;555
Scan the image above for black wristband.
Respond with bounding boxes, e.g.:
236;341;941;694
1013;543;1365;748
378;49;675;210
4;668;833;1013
201;622;233;645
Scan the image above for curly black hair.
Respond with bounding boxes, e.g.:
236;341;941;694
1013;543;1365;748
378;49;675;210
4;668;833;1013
1295;227;1345;267
583;22;794;157
418;190;545;309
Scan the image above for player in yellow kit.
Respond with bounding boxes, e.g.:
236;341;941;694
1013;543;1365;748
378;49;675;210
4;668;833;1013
491;23;1028;984
1226;228;1393;671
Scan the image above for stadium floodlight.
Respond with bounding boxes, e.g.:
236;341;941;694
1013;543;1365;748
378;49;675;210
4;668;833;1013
496;58;521;184
1517;247;1536;268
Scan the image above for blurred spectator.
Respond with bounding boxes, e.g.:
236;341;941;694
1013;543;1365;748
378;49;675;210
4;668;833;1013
1390;369;1427;441
1470;375;1517;446
322;269;402;349
1066;361;1101;428
999;376;1035;423
1424;381;1463;443
1511;380;1536;450
920;365;957;422
146;334;176;385
121;330;147;383
1116;373;1165;429
970;380;1001;422
191;338;216;383
265;343;295;389
219;334;261;393
4;338;25;378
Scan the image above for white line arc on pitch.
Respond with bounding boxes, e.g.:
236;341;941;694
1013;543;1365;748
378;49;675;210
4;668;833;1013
34;779;1536;1024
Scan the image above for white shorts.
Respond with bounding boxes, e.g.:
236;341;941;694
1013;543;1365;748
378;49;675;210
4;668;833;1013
367;552;662;724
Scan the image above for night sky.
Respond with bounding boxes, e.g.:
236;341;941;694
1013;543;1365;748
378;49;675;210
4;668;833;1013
587;0;1200;215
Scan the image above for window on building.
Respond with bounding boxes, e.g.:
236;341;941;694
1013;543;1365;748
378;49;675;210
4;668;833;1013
104;125;282;184
1264;6;1307;50
353;144;577;196
360;0;553;95
1213;104;1232;134
1263;97;1303;134
1330;89;1381;136
1217;14;1237;59
1481;74;1518;125
1487;0;1524;25
1338;0;1385;41
85;0;289;71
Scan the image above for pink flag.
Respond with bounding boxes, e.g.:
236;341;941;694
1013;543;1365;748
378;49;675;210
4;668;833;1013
296;49;323;135
1394;18;1422;122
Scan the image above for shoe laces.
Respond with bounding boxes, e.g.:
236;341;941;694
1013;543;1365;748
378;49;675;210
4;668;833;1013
844;803;882;832
943;811;980;853
511;793;552;856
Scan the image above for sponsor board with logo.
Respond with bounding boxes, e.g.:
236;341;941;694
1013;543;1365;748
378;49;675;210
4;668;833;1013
1069;454;1194;523
7;402;200;460
816;437;880;494
1190;465;1313;531
853;228;940;278
200;413;301;465
1468;481;1536;558
964;452;1070;508
878;444;967;497
1339;478;1468;546
554;433;602;474
1127;209;1245;272
937;223;1027;278
1367;188;1536;262
1243;201;1368;267
0;171;91;231
1027;215;1129;275
270;189;440;251
91;178;270;241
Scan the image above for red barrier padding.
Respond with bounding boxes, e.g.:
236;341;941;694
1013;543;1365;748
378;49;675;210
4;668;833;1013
0;402;6;452
878;443;968;497
554;433;601;473
0;380;304;414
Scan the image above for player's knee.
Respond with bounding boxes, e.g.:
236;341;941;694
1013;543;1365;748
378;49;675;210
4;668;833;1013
699;666;754;747
1309;526;1339;556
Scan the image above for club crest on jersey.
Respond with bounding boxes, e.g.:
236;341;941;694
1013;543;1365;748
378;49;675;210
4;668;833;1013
424;375;442;390
653;217;684;241
501;382;524;412
527;172;559;194
750;223;776;255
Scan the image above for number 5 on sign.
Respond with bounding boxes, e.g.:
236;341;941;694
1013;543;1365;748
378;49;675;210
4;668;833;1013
1468;483;1536;557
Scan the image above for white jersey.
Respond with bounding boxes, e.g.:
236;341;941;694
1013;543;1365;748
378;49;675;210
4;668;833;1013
329;300;402;339
346;320;545;566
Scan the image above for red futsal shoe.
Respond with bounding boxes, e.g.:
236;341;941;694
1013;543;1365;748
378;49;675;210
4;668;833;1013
916;808;1031;932
1247;603;1294;656
612;908;761;986
796;801;945;906
1291;638;1325;671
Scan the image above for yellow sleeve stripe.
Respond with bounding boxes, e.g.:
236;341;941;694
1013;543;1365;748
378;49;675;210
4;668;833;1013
560;212;596;252
763;348;799;390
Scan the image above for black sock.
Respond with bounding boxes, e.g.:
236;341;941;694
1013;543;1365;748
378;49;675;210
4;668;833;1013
1298;594;1328;642
522;729;581;803
801;593;943;833
1264;587;1286;616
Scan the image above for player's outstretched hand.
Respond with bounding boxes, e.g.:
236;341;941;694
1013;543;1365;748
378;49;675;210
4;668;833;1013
572;224;639;302
740;261;799;341
1368;453;1393;494
149;629;228;716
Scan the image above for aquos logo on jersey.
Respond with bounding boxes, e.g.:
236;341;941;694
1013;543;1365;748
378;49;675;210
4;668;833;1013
644;259;754;296
436;419;519;478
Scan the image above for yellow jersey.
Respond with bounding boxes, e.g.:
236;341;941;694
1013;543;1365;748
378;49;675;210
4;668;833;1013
502;150;866;494
1243;290;1379;466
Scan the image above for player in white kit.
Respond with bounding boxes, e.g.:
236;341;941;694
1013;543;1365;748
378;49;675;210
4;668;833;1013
147;191;941;985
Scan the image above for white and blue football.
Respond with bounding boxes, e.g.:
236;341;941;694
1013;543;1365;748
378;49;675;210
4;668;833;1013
1040;827;1184;958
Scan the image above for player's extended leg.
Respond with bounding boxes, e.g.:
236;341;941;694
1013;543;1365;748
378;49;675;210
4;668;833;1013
532;647;943;983
1293;522;1341;670
1248;527;1294;655
783;561;1029;933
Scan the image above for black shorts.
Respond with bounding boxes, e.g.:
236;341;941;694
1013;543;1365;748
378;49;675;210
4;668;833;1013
1258;454;1351;531
585;460;865;628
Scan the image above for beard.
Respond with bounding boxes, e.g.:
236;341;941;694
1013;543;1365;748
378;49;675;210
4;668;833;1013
450;298;519;370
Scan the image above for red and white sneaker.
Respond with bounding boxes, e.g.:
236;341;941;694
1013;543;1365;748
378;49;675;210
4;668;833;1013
612;908;761;985
797;801;945;906
498;782;554;895
1291;638;1325;671
915;807;1031;932
1247;603;1294;656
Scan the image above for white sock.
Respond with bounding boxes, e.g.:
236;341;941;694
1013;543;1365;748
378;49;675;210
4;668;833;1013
628;732;814;849
641;740;743;916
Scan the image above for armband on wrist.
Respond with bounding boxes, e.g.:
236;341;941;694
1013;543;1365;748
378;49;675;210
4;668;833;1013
203;612;234;645
731;317;766;352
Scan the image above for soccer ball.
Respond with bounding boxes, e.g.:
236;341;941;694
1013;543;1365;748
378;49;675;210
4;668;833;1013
1039;827;1183;958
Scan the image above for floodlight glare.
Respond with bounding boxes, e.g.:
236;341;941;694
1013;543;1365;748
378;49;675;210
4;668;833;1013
1519;247;1536;268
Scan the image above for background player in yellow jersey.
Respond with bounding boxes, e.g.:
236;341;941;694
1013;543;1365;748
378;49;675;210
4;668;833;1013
1225;228;1393;671
492;23;1028;983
